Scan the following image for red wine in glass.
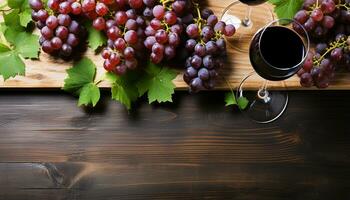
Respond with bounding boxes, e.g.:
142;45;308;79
249;26;306;81
236;19;310;123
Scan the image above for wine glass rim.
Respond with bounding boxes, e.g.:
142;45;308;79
252;18;310;71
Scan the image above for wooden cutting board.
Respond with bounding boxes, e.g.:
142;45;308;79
1;0;349;90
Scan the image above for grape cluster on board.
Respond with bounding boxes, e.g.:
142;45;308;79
29;0;235;92
293;0;350;88
30;0;86;57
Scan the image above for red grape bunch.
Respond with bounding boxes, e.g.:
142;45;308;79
298;34;350;88
144;0;187;64
293;0;350;40
102;8;147;75
183;4;235;92
293;0;350;88
30;0;85;57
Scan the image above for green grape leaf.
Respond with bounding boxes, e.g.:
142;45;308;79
107;72;139;110
78;83;101;107
7;0;25;9
237;96;249;110
268;0;304;19
12;32;40;59
63;58;101;107
86;23;107;51
4;10;24;31
63;57;97;94
8;0;32;27
19;8;32;27
137;62;177;104
225;92;249;110
0;49;25;80
225;92;237;106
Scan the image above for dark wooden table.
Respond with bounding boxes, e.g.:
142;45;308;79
0;90;350;200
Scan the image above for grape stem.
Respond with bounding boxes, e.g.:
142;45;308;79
336;2;350;11
314;37;348;66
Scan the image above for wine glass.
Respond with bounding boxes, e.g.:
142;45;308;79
236;18;310;123
221;0;274;53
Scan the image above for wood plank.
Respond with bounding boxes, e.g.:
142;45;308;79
0;91;350;199
1;0;349;90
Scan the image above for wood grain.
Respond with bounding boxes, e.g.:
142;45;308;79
0;91;350;199
1;0;350;90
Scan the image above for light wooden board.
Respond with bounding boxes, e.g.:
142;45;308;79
1;0;350;90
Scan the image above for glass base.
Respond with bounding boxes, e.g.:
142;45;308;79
221;1;274;53
237;72;288;124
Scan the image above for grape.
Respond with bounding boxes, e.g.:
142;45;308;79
150;52;162;63
186;24;199;38
107;26;122;40
152;42;164;55
150;19;163;30
60;44;73;56
115;64;127;75
172;1;185;14
126;9;137;19
311;9;324;22
164;45;176;59
331;48;343;61
300;73;313;87
48;0;59;10
55;26;69;40
115;11;128;25
185;39;196;51
294;10;309;24
102;48;111;59
155;30;168;44
124;47;135;60
46;16;58;29
322;16;335;29
125;19;138;30
164;11;177;25
201;26;214;41
124;30;138;44
37;9;49;22
128;0;143;9
194;44;206;57
198;68;209;80
321;0;336;14
207;15;218;26
82;0;96;12
42;40;54;53
114;38;127;50
191;55;202;69
29;0;43;11
51;37;63;49
59;1;71;14
190;77;203;92
58;14;71;26
168;32;180;47
93;17;106;30
224;24;236;37
110;53;121;65
186;67;197;78
71;2;82;15
95;2;108;16
41;26;54;39
144;36;156;49
153;5;165;20
68;20;80;34
67;33;79;47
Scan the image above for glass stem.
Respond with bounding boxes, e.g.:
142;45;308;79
242;6;252;27
257;80;270;103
